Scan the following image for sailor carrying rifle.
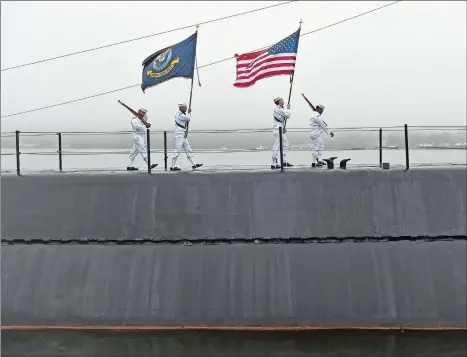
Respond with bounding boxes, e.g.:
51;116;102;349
118;100;158;171
301;93;335;167
170;103;203;171
271;96;293;169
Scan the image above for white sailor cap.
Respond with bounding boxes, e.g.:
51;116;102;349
178;102;187;107
317;104;325;109
139;108;148;113
273;97;282;103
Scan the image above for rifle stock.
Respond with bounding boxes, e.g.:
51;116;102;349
118;100;143;120
301;93;314;109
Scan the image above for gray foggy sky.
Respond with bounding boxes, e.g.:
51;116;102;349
1;1;466;133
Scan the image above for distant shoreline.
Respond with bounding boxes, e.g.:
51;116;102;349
1;146;466;151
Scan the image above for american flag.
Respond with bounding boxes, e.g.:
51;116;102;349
233;29;300;88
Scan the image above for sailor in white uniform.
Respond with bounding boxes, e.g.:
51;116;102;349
271;96;293;169
170;103;203;171
309;104;334;167
127;108;157;171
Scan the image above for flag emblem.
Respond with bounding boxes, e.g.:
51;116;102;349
152;48;173;72
141;32;197;93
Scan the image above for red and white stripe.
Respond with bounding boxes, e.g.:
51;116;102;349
233;49;296;88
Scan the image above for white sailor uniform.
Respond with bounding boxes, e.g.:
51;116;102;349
170;103;202;170
309;106;331;164
272;104;291;167
128;109;153;169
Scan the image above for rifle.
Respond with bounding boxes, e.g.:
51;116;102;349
118;100;150;127
302;94;334;137
301;93;316;112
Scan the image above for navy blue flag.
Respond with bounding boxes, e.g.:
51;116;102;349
141;32;197;93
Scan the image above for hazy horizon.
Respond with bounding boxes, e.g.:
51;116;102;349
2;128;465;151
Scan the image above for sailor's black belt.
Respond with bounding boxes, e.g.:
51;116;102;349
175;122;187;129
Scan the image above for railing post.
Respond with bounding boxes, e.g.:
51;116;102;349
146;128;151;174
279;126;284;172
163;131;168;171
57;132;63;172
15;130;21;176
404;124;409;170
379;128;383;168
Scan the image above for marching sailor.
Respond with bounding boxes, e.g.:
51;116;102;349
272;96;293;169
309;103;334;167
127;108;157;171
170;103;203;171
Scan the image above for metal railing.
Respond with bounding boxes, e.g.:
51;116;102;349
1;125;466;175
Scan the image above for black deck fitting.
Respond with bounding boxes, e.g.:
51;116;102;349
323;158;336;169
340;159;351;169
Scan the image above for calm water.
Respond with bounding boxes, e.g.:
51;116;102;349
2;331;466;357
1;148;466;172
